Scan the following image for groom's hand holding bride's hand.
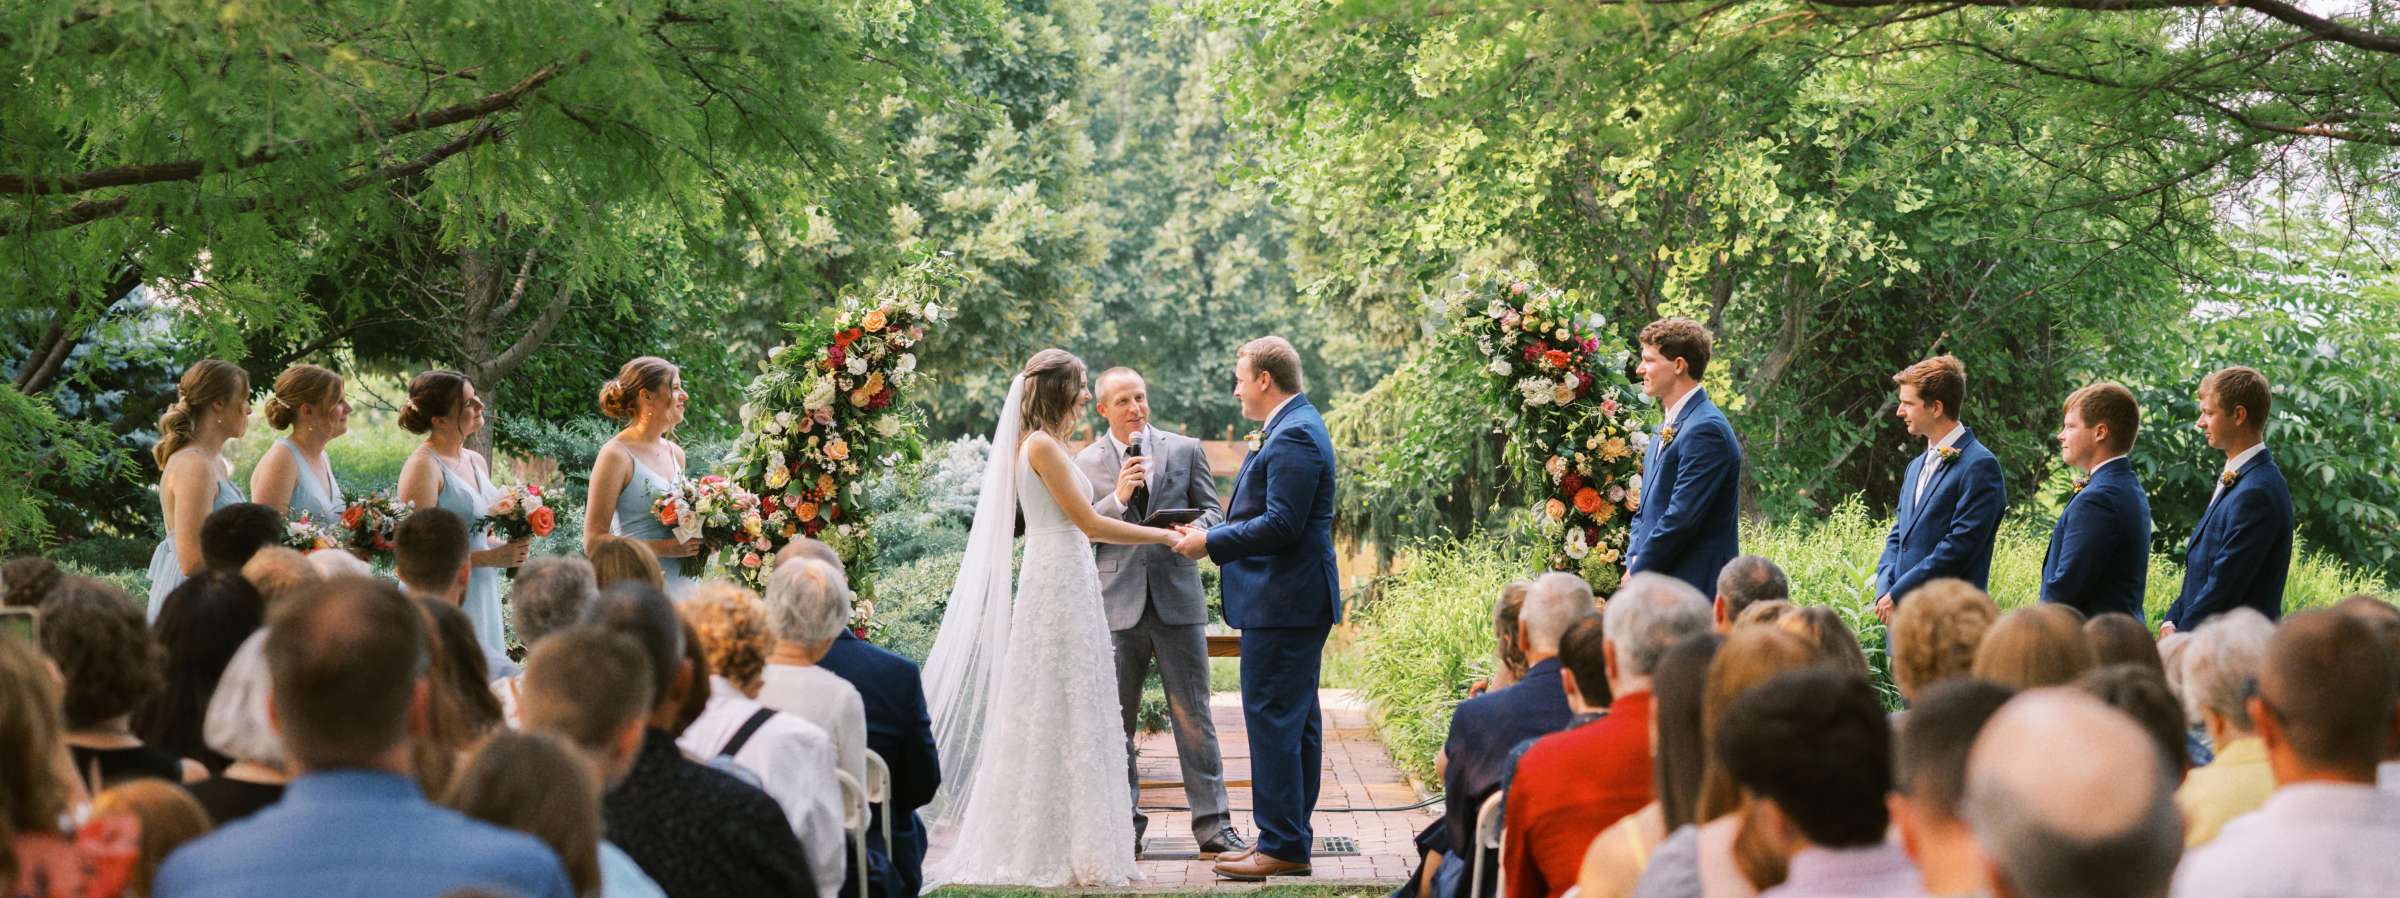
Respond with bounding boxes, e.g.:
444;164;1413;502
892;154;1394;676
1170;524;1209;559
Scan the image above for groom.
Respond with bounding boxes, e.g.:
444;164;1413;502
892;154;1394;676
1172;336;1340;882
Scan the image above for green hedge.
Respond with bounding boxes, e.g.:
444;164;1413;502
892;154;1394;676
1354;495;2389;782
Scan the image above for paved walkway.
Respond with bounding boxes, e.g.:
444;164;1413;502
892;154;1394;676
1128;689;1434;892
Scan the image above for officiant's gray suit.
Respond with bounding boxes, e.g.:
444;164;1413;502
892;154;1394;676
1078;426;1231;845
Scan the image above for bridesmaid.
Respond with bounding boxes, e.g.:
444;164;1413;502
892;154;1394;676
249;364;350;527
585;356;703;598
395;370;527;659
148;360;251;623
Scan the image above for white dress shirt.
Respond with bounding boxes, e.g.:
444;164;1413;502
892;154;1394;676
1261;394;1299;431
756;663;870;791
2212;442;2267;506
678;676;846;898
2172;782;2400;898
2089;454;2128;477
1660;386;1697;432
1914;422;1967;505
1093;426;1150;518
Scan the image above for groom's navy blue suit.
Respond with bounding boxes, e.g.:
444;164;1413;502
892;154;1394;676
1209;394;1341;863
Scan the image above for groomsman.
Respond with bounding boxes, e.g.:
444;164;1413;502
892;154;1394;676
2042;383;2152;620
1625;317;1742;597
2161;366;2293;635
1874;355;2006;624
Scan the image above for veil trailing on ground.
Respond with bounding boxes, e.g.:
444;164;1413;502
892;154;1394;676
921;374;1026;836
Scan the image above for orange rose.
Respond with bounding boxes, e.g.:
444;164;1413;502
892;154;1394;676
862;308;889;333
1573;488;1603;515
1545;498;1567;521
826;440;850;461
341;506;364;529
528;506;557;537
797;501;821;522
656;504;679;526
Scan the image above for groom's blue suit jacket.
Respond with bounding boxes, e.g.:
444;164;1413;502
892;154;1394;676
1210;394;1342;629
1626;388;1743;596
2163;448;2293;630
1877;426;2007;601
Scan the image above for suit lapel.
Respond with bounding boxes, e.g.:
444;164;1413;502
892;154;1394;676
2199;448;2268;532
1230;396;1309;510
1905;428;1972;538
1644;390;1702;514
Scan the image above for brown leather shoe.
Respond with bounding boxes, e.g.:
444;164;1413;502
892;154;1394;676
1213;853;1311;881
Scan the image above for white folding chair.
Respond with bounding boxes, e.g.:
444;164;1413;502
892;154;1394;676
1469;790;1506;898
836;770;870;898
864;749;893;861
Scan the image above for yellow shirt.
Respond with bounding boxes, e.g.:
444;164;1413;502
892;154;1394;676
2178;736;2276;847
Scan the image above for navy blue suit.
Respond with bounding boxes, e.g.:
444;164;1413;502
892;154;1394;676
1627;388;1743;596
2041;458;2153;621
1877;426;2008;601
1434;660;1573;898
817;629;940;898
2163;449;2293;630
1208;394;1341;862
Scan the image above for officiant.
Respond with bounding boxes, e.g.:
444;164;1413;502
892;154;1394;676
1078;367;1248;859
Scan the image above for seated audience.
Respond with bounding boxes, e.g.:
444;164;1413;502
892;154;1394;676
2328;595;2400;792
780;538;944;898
493;556;600;725
589;535;667;592
678;581;845;898
1971;605;2096;689
414;596;504;797
1719;668;1918;897
2;555;63;607
1890;679;2015;898
91;779;213;898
1770;606;1870;679
1890;579;2001;705
1731;599;1794;628
2173;611;2400;897
137;571;264;775
43;578;200;788
395;508;515;679
1964;690;2181;898
196;502;283;575
183;632;290;825
2084;612;2166;676
1578;633;1722;898
2;635;111;898
573;582;817;897
1632;627;1822;898
442;730;619;898
757;559;871;788
1711;556;1788;633
151;576;573;898
1483;579;1536;694
516;627;678;898
305;547;374;580
2077;664;2193;782
2155;631;2214;768
237;546;319;608
2172;608;2275;847
1507;573;1710;898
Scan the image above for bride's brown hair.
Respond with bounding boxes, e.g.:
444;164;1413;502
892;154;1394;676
1018;349;1088;437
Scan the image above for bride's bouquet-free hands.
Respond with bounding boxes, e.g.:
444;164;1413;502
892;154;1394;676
653;475;770;577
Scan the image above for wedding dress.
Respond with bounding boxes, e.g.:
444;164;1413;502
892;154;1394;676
921;377;1139;889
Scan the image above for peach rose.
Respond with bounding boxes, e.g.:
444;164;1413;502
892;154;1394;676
862;308;888;333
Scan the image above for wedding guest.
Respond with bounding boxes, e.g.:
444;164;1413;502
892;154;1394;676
1890;579;2000;705
1482;580;1536;693
1770;606;1870;680
238;546;320;609
757;558;870;788
2;555;62;607
778;539;944;898
2173;611;2400;896
152;576;574;898
2161;367;2293;634
395;507;518;680
395;370;524;661
2;635;85;893
586;357;703;598
1890;679;2014;898
677;582;845;898
248;363;349;526
2084;612;2166;676
441;731;610;898
147;359;249;623
1577;633;1721;898
1971;605;2095;690
2042;382;2151;620
2172;608;2275;847
1730;599;1794;628
135;571;263;775
1711;556;1787;633
91;779;212;898
195;502;281;574
2330;596;2400;791
2078;664;2193;781
184;632;289;826
1626;318;1742;596
2156;631;2216;768
572;582;817;897
1632;628;1820;898
590;535;667;592
43;579;200;788
1507;573;1710;898
1874;355;2006;624
516;628;674;898
1719;669;1918;897
1963;690;2181;898
493;556;599;726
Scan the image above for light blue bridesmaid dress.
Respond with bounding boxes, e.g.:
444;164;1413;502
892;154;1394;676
277;439;344;527
434;458;508;658
148;474;244;623
611;445;697;598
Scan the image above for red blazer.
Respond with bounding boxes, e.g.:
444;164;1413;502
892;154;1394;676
1500;690;1655;898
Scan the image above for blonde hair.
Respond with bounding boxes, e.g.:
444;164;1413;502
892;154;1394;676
443;730;605;897
263;363;343;431
0;639;69;845
1018;349;1088;436
1695;628;1822;821
589;535;666;591
240;546;322;609
91;779;213;898
1238;336;1306;393
1972;605;2097;689
599;356;679;421
1893;354;1967;420
155;359;249;466
2200;366;2272;433
681;581;774;695
1891;579;2001;702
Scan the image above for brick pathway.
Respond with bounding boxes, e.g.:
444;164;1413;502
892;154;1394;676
1127;688;1434;892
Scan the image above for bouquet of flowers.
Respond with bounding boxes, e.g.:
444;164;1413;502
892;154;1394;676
481;484;557;543
651;475;770;577
336;490;412;556
280;513;342;553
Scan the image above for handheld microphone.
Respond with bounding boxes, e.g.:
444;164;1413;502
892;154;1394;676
1127;433;1151;515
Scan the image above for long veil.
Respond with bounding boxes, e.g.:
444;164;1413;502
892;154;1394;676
921;374;1025;837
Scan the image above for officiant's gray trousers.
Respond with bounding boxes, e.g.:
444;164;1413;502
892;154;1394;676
1115;601;1230;843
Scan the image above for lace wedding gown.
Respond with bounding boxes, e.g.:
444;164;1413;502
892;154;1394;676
924;454;1139;888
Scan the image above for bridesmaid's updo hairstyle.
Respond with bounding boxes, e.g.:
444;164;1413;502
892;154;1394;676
1018;349;1088;436
598;357;678;420
263;364;344;431
154;359;250;467
398;370;472;435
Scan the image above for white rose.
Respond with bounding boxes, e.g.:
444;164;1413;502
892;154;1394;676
803;379;836;411
876;416;902;437
1488;358;1513;377
776;411;797;433
897;353;917;374
1561;371;1579;390
1554;328;1570;341
923;302;942;323
1516;377;1555;406
846;355;868;375
524;494;543;512
1630;431;1651;452
1565;528;1591;559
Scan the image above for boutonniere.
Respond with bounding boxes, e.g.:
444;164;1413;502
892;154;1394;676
1935;446;1961;466
2071;476;2091;496
1658;424;1677;448
1245;429;1264;452
2219;469;2241;488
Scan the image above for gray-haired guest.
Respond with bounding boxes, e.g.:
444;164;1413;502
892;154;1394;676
493;556;601;728
182;631;289;825
757;558;869;788
2173;608;2276;847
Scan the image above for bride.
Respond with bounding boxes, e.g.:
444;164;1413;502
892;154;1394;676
921;349;1183;888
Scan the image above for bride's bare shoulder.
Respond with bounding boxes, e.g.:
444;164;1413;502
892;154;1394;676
1021;430;1065;458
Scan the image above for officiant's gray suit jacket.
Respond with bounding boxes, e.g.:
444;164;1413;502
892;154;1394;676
1077;428;1224;631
